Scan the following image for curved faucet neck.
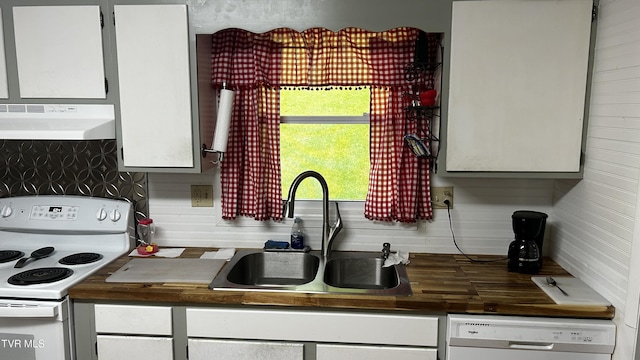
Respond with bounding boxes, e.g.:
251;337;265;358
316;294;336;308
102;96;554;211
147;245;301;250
284;171;329;218
283;171;334;260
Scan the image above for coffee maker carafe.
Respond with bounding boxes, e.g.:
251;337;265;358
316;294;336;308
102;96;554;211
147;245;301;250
507;210;548;274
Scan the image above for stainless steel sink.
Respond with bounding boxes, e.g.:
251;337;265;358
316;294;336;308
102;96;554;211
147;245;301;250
323;257;398;290
210;249;412;296
226;251;320;286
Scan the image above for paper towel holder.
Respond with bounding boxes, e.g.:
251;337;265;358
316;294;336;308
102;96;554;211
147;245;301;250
201;144;224;163
202;83;234;164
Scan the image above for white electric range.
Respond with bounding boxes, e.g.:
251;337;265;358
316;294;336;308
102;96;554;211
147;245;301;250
0;195;134;360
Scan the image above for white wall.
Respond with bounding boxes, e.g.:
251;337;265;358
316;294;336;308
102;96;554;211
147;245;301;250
550;0;640;358
149;172;553;254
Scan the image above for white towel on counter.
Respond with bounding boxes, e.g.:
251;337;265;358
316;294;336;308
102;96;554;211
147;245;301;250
128;247;185;258
383;251;410;267
200;248;236;261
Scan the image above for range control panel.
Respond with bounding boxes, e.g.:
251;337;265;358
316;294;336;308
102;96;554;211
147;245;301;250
0;195;131;233
30;205;80;221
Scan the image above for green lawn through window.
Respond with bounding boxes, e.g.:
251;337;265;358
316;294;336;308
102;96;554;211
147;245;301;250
280;88;370;200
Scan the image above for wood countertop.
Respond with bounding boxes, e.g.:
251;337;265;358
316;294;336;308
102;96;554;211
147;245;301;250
69;248;614;319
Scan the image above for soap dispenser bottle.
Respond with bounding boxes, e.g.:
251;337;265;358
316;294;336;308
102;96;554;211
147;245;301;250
290;217;305;250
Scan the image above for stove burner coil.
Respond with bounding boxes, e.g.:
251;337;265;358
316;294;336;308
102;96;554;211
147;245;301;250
8;267;74;285
59;252;103;265
0;250;25;263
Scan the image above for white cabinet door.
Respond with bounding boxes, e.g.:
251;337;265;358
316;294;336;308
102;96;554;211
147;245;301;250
12;6;106;99
317;344;437;360
188;339;304;360
0;9;7;99
446;0;592;173
114;4;194;168
96;335;173;360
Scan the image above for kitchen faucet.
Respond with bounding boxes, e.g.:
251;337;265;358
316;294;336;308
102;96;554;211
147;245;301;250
282;171;343;262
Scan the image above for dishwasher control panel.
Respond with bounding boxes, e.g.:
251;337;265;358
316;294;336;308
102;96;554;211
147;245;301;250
456;320;608;344
447;314;616;354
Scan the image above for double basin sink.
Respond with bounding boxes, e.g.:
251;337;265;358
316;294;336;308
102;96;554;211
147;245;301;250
209;249;412;296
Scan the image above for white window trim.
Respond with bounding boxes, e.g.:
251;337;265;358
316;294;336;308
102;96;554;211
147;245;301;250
280;114;370;124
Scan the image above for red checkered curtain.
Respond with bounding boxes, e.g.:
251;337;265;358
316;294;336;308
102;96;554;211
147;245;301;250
211;29;283;220
211;28;435;222
365;31;435;222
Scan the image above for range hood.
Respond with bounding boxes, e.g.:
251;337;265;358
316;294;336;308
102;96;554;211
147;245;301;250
0;104;115;140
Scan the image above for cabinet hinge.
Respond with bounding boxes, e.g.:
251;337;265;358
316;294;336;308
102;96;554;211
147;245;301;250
104;78;109;95
112;11;116;26
592;4;598;21
186;344;189;359
94;341;98;356
100;11;104;28
120;147;124;161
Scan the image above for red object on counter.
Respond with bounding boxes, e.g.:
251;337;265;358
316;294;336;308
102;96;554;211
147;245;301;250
136;243;159;255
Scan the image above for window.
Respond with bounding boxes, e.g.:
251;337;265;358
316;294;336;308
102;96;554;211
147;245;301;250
280;87;369;201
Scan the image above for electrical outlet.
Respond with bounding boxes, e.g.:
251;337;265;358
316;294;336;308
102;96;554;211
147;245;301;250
432;187;453;209
191;185;213;207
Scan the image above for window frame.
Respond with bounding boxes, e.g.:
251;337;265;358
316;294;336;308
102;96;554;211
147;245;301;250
280;114;370;125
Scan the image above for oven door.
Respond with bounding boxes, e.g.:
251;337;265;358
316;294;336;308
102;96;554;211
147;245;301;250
0;298;71;360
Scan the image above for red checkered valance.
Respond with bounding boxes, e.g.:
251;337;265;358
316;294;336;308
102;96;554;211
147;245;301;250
211;27;437;222
212;27;431;88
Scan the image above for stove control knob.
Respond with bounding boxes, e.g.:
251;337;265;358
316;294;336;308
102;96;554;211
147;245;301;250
109;209;122;222
96;208;107;221
0;205;13;218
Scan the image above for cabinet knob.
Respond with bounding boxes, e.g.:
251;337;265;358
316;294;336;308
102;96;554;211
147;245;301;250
96;208;107;221
109;209;121;222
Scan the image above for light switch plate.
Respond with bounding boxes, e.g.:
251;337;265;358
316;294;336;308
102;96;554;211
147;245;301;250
191;185;213;207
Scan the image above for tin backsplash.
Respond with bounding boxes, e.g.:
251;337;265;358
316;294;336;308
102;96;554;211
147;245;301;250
0;139;148;219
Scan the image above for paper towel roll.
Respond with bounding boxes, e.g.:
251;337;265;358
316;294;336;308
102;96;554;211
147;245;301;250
212;89;234;152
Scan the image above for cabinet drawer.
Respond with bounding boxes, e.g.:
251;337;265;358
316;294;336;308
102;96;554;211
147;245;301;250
95;304;172;335
186;308;438;347
317;344;437;360
188;339;303;360
97;335;173;360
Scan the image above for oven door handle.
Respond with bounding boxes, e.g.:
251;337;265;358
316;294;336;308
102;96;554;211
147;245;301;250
0;304;59;318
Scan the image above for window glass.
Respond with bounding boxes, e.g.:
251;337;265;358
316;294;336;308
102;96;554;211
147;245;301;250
280;88;369;200
280;87;369;116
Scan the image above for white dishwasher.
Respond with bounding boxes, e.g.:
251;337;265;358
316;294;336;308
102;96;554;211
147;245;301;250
446;314;615;360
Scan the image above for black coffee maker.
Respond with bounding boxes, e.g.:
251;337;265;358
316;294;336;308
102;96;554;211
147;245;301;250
507;210;548;274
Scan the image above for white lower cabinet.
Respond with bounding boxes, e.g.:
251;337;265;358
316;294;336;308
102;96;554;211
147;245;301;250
94;304;173;360
188;339;303;360
80;304;439;359
186;307;438;359
316;344;437;360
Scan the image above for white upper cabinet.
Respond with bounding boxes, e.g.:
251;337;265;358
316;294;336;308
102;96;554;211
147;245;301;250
446;0;592;174
0;9;8;99
12;5;106;99
113;4;194;169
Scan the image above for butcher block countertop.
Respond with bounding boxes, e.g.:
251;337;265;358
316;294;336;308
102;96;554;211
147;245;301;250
69;248;614;319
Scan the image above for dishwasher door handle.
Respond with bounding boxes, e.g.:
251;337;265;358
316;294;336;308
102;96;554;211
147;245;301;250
509;342;555;351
